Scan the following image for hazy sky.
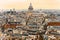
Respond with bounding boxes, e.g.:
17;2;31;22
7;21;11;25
0;0;60;9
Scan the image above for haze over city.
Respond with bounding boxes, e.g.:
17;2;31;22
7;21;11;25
0;0;60;9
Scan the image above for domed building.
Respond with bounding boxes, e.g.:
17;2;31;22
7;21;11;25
28;3;33;11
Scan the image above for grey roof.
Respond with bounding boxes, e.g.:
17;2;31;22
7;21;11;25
12;34;28;37
49;32;60;36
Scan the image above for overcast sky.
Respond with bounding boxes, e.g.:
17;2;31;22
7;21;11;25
0;0;60;9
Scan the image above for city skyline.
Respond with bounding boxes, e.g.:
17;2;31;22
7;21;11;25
0;0;60;9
